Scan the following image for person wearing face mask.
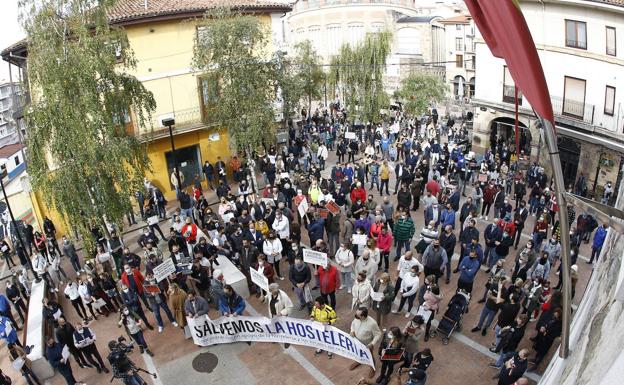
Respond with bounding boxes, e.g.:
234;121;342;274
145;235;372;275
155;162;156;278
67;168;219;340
72;322;110;373
288;256;312;310
335;243;355;293
262;283;293;319
457;250;480;294
218;285;246;316
118;306;154;356
310;296;337;358
488;230;513;272
119;281;154;330
144;273;178;333
351;271;373;310
394;251;423;300
45;337;85;385
422;240;448;280
372;273;395;327
522;278;544;322
77;278;98;321
376;326;404;382
5;281;25;327
393;266;420;318
354;250;378;283
416;221;439;255
64;280;88;322
349;307;381;377
61;236;82;273
392;210;415;262
137;228;158;250
498;197;513;220
263;231;284;281
55;316;90;369
439;225;456;285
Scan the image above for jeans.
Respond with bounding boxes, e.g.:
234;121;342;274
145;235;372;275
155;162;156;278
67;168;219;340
70;257;81;272
149;224;167;240
327;233;340;257
487;249;501;269
494;324;503;348
180;208;194;222
589;246;602;263
370;175;379;190
395;240;411;259
22;366;42;385
476;306;497;329
151;301;176;328
378;251;389;271
131;331;148;350
398;293;416;312
340;271;352;289
321;291;336;309
380;179;390;195
294;285;308;307
124;374;146;385
495;351;515;368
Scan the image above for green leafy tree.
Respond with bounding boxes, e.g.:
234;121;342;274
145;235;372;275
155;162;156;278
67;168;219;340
294;40;325;115
394;73;446;116
20;0;155;247
194;8;276;160
328;31;392;123
274;50;303;126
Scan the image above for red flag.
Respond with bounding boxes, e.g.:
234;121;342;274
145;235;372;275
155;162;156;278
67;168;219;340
465;0;554;123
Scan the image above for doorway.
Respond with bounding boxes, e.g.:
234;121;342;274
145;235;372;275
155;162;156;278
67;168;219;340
165;145;202;190
557;136;581;189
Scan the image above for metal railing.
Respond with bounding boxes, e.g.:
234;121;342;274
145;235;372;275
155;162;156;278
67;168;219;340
551;95;594;125
150;106;203;129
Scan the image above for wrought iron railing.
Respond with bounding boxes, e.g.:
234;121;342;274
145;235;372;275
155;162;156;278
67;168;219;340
551;95;594;125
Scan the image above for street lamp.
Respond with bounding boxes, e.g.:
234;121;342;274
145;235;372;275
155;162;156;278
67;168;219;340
162;118;182;193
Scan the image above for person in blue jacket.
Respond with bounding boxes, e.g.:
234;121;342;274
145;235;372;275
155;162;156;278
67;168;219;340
440;203;456;230
218;285;246;316
588;224;608;264
0;294;19;331
307;213;326;246
45;338;81;385
457;250;480;294
0;315;21;347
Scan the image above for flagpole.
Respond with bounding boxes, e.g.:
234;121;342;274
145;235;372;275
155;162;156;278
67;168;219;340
539;118;571;359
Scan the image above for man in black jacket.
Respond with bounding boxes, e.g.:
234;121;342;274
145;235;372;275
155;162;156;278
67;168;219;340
396;184;412;213
440;225;456;284
289;256;312;310
55;317;90;368
456;219;479;272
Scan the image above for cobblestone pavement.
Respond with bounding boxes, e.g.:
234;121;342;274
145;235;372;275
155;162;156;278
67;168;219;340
0;148;595;385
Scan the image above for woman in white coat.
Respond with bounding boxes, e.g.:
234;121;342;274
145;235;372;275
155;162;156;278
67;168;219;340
335;243;355;293
351;272;373;310
263;283;294;317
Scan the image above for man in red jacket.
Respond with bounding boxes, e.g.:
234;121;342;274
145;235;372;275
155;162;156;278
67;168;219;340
121;264;149;307
350;182;367;205
181;217;198;254
425;175;441;197
317;263;340;309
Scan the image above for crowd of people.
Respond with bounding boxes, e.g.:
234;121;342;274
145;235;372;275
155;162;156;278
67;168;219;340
0;105;609;385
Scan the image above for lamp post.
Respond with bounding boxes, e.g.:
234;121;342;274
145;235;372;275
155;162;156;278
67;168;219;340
163;118;182;192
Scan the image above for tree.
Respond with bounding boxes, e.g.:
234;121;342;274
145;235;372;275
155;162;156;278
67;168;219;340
274;50;303;127
21;0;156;248
194;8;276;160
328;31;392;124
293;40;325;115
394;73;446;116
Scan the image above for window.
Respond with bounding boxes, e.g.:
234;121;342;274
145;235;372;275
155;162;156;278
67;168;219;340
605;86;616;116
326;24;342;55
503;66;522;104
455;54;463;68
563;76;586;119
371;22;385;33
456;24;462;31
455;37;463;51
606;27;616;56
565;20;587;49
199;74;219;123
397;28;421;55
308;26;321;51
14;156;20;166
196;26;209;46
347;23;365;47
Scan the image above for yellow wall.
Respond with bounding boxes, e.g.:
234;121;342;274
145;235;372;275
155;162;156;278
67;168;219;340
145;127;232;201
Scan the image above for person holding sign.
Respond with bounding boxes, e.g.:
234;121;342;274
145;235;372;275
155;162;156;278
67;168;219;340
349;307;382;378
335;243;355;293
289;256;312;311
218;285;246;316
376;327;404;383
310;296;338;359
253;255;275;296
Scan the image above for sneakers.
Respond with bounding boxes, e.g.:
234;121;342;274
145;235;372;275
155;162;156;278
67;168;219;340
315;349;322;356
158;326;163;333
327;353;333;359
404;312;412;318
488;362;500;369
339;285;345;290
172;321;179;327
347;288;351;294
391;309;399;314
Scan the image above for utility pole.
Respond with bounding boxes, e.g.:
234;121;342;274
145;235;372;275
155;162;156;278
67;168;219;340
163;118;182;193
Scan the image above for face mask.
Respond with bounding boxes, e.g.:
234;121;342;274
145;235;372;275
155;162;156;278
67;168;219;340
410;272;417;277
387;333;394;339
123;310;130;315
77;328;83;333
125;269;132;274
123;288;129;293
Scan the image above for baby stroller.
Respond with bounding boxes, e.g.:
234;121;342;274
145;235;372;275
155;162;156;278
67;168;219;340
435;290;471;345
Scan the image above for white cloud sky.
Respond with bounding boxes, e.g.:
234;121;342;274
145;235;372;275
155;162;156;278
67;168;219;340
0;1;25;83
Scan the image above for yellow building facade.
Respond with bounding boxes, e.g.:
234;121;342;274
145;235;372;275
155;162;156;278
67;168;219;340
1;0;291;236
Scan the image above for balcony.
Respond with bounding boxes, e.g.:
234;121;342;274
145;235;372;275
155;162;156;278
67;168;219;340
502;84;522;105
551;95;594;125
139;106;209;142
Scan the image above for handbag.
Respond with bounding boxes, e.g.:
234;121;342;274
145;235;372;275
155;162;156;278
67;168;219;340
303;285;313;303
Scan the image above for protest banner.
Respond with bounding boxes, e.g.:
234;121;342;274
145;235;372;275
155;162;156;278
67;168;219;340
344;131;356;139
326;201;341;215
187;315;374;367
352;234;368;246
303;248;328;266
153;258;176;282
250;267;269;292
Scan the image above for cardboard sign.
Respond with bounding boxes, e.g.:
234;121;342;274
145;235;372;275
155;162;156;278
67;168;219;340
326;201;341;215
143;284;161;294
250;267;269;292
352;234;368;246
153;258;176;283
303;248;328;266
345;132;356;139
297;198;309;218
318;208;329;219
147;215;159;226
